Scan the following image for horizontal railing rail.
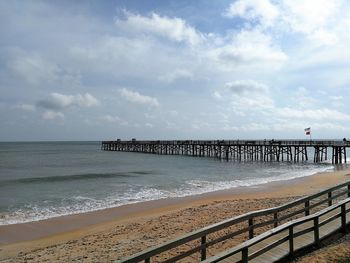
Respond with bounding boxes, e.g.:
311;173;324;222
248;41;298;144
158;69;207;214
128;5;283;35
203;197;350;263
116;181;350;263
103;139;350;147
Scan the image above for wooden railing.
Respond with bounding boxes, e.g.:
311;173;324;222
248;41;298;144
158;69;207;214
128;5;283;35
116;181;350;263
203;197;350;262
103;139;350;147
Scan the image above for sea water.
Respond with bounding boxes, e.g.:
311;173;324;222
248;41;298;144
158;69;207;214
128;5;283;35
0;141;340;225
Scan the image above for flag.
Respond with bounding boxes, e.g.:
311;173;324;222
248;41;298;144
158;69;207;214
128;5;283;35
304;127;311;135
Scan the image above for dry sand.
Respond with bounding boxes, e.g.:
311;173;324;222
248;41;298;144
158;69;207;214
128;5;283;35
295;232;350;263
1;168;350;262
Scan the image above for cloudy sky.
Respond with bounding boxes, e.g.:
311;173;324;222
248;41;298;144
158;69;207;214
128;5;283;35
1;0;350;141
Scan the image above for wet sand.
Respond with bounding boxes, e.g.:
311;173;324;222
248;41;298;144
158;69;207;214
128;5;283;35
1;168;350;262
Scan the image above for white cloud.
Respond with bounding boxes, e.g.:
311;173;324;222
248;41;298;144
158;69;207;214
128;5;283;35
119;88;159;107
330;95;343;101
15;104;36;111
145;123;154;128
75;93;100;107
232;95;274;110
224;0;279;27
221;122;270;132
311;122;350;131
241;122;270;131
9;53;60;85
115;11;203;46
225;79;269;95
309;29;337;46
291;87;318;109
282;0;340;34
208;29;287;69
329;95;344;107
168;110;179;117
37;92;100;110
7;50;82;90
270;120;350;133
277;107;350;121
158;69;193;83
99;115;134;127
224;0;342;47
69;9;288;85
3;2;350;140
120;120;130;126
165;121;177;129
144;113;156;119
281;0;341;46
215;80;274;112
69;33;199;87
213;91;223;100
42;110;64;120
69;35;160;80
221;124;239;131
99;115;121;123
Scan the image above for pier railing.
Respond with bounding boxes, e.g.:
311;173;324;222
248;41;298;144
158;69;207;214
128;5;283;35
203;197;350;262
116;181;350;263
103;139;350;147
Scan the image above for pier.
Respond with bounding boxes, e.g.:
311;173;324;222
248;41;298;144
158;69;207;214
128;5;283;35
101;139;349;164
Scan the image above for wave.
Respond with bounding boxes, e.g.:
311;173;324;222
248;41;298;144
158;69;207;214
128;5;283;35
182;166;334;195
0;166;334;225
0;171;153;186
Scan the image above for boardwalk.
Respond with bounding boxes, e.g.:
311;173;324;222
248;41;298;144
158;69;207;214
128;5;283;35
102;139;349;164
117;182;350;263
203;200;350;263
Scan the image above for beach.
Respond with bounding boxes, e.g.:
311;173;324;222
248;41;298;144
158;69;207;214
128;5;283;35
2;0;350;261
1;168;350;262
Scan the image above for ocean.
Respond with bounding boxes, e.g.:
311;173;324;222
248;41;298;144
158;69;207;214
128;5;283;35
0;141;341;225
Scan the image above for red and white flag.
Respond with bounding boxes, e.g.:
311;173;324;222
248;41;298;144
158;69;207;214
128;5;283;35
304;127;311;135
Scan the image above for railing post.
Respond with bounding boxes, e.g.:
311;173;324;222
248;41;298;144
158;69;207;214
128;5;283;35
274;212;278;227
305;200;310;216
314;217;320;246
242;247;248;263
341;203;347;233
348;184;350;198
249;217;254;239
328;192;332;206
201;235;207;261
289;226;294;256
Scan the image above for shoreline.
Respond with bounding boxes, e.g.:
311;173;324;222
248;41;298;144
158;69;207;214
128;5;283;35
1;167;350;260
0;164;336;227
0;163;334;227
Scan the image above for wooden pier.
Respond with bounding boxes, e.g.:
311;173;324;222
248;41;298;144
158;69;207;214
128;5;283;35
102;139;349;164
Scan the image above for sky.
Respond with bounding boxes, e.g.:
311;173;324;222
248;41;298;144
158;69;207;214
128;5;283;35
1;0;350;141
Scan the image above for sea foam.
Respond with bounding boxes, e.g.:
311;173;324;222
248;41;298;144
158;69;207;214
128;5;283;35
0;165;333;225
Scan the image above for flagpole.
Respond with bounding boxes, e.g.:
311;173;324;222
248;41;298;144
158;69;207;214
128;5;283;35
309;128;312;142
304;127;312;143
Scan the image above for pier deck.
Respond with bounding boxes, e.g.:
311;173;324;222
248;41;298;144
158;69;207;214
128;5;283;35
203;203;349;263
102;139;349;164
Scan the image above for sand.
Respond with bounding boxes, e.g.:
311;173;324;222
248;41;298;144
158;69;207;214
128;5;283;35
1;168;350;262
295;231;350;263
